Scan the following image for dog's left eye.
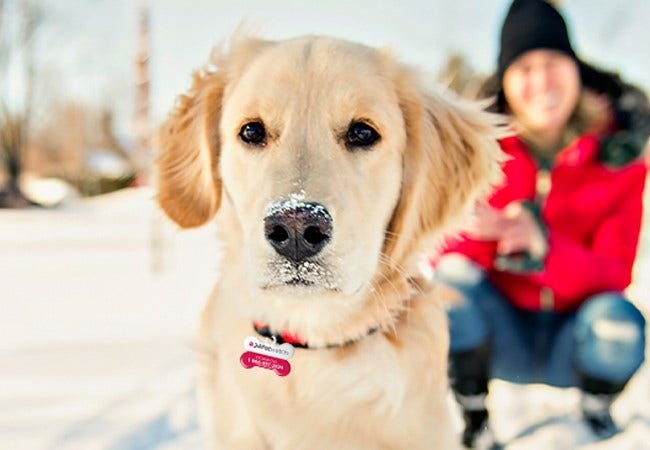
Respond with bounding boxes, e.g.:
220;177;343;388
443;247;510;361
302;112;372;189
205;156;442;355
239;121;267;146
346;122;380;149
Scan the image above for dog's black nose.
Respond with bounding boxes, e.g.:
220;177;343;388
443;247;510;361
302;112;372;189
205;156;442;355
264;202;332;262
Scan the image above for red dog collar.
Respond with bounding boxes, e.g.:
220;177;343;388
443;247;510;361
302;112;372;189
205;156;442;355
252;322;379;350
253;322;309;348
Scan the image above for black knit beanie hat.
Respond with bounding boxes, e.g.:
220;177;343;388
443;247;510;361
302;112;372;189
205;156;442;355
497;0;577;81
485;0;625;114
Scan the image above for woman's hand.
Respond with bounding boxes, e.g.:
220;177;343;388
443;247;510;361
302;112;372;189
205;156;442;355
497;202;547;258
463;201;508;241
464;201;547;259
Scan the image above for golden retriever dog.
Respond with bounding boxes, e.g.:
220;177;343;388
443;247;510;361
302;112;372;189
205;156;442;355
157;34;502;449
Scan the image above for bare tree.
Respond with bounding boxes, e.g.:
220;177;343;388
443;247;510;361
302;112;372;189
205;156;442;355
133;2;151;182
0;0;43;207
437;52;492;101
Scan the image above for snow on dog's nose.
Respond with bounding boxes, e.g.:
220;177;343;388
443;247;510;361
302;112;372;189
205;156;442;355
264;201;332;262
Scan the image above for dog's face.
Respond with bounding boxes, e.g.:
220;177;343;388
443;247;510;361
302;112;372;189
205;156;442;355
158;35;502;305
219;38;405;296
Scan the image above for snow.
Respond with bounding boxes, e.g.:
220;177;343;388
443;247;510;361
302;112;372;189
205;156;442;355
1;186;649;449
0;188;214;449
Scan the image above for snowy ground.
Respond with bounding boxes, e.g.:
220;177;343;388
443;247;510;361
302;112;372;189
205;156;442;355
1;186;649;450
0;188;213;450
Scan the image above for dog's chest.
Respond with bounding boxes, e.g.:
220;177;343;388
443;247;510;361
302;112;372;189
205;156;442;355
202;289;453;448
228;338;416;440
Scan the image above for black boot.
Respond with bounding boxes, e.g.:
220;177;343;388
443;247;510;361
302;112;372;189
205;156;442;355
450;344;499;449
580;375;625;440
455;394;499;449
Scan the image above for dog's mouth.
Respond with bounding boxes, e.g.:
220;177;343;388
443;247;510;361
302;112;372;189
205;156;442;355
261;258;340;292
286;278;313;286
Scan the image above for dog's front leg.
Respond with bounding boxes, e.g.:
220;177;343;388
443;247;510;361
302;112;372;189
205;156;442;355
196;294;271;449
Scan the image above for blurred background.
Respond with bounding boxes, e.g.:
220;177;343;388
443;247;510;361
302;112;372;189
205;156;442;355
1;1;649;449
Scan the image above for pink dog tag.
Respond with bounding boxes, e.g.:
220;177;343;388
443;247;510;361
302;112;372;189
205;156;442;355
240;336;294;377
240;351;292;376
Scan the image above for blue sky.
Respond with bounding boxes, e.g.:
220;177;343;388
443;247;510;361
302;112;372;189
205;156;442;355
16;0;650;136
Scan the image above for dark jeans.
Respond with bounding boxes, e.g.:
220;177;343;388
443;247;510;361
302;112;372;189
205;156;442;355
437;257;646;388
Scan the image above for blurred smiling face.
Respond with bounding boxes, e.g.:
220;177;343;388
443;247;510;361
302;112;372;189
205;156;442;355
503;49;581;139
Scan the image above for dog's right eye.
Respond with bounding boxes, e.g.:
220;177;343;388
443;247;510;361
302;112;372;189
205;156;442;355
345;121;380;149
239;121;267;146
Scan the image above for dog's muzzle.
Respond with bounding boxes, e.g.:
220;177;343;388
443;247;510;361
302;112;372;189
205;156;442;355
264;201;332;262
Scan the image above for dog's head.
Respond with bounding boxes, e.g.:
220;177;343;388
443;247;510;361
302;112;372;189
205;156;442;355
157;35;502;334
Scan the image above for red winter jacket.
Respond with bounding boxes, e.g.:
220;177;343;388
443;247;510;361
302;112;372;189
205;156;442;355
440;134;647;312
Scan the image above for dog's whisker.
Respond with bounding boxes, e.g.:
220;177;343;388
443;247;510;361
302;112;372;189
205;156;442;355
378;252;427;298
377;254;411;287
383;229;418;246
367;267;405;336
368;278;392;321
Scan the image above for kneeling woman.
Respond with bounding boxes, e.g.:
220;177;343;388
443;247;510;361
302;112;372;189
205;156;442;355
433;0;650;448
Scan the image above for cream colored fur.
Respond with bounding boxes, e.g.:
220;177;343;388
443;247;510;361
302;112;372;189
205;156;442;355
157;34;503;450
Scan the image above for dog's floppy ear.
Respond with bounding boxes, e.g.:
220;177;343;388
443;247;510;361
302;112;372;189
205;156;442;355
385;71;505;267
156;68;226;228
157;36;271;228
